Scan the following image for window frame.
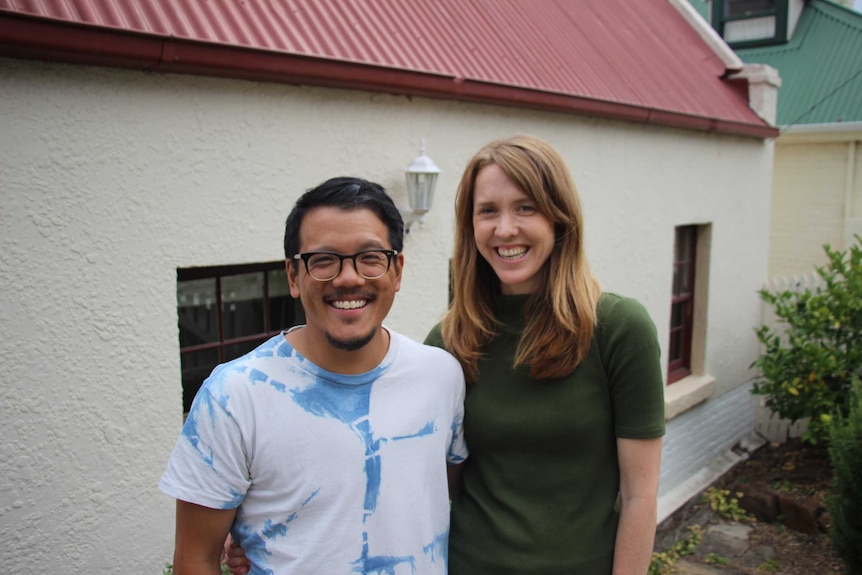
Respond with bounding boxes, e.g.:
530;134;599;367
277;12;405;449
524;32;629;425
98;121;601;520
710;0;789;48
176;260;303;412
668;226;698;384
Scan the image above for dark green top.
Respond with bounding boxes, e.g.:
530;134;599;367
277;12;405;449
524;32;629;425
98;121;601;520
424;293;665;574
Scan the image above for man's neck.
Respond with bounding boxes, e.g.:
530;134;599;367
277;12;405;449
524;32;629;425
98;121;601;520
284;326;391;374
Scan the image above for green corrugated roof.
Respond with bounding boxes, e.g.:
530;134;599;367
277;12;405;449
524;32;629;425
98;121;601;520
688;0;711;20
735;0;862;126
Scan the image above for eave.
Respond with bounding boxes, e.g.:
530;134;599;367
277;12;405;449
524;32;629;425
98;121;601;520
0;11;779;139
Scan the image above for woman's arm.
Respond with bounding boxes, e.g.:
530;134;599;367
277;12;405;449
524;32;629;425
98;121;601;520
612;436;663;575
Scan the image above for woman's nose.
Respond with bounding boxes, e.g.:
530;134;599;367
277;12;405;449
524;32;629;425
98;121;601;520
496;212;518;237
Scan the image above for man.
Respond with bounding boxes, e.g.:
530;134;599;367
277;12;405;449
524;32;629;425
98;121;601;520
160;177;467;574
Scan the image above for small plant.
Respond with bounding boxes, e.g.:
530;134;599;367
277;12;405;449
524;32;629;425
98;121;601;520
648;525;702;575
704;553;730;565
751;236;862;444
701;487;753;522
827;381;862;575
757;559;781;573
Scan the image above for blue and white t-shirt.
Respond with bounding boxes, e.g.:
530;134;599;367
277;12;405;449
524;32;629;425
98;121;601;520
159;328;467;575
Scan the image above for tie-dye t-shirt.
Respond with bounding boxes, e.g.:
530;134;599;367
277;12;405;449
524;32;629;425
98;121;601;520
159;328;467;575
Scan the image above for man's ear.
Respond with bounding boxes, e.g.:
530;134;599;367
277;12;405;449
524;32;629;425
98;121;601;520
286;260;300;298
393;252;404;293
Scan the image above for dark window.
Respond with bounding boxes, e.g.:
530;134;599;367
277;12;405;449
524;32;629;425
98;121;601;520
725;0;775;17
668;226;697;384
176;261;304;413
712;0;787;47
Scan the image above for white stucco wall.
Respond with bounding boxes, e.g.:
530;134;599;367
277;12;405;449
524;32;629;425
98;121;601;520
0;57;773;573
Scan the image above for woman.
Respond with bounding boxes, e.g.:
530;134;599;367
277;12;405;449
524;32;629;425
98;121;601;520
424;135;664;574
227;135;665;574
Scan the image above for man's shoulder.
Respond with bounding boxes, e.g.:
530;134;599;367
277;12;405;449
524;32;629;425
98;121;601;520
202;334;292;393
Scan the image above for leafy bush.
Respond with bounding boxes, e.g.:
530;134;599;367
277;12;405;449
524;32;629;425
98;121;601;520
827;382;862;575
751;236;862;443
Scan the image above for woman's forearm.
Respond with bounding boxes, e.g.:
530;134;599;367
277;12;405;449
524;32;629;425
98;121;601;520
612;494;657;575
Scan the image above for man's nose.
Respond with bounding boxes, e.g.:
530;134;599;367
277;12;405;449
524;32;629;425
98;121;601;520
331;257;365;285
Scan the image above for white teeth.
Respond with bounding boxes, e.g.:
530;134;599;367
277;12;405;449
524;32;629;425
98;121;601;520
333;300;367;310
498;246;527;258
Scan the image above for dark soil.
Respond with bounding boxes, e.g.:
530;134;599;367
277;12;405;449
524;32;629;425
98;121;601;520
657;439;847;575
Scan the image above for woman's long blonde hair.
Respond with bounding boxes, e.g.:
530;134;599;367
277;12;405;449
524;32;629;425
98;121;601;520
441;135;601;383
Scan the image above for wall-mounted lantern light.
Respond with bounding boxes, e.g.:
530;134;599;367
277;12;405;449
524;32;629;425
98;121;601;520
401;139;441;234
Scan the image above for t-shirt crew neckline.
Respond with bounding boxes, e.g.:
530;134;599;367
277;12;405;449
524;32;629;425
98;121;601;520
279;325;397;386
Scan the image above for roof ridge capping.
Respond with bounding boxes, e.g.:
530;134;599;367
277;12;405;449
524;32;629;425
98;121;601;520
667;0;744;75
667;0;781;126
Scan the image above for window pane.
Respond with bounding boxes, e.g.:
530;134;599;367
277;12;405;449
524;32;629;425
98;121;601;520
669;328;683;362
676;227;694;261
679;262;692;294
726;0;775;17
225;338;266;362
180;348;219;413
671;302;684;328
222;272;264;339
177;278;218;346
268;269;294;331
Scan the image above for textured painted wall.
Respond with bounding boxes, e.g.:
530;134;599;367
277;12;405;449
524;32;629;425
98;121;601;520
769;140;859;279
0;57;773;573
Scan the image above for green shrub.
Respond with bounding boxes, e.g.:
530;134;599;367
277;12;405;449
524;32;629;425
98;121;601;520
827;381;862;575
751;236;862;444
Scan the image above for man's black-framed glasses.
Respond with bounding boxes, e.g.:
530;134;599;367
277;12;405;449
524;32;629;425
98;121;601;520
293;249;398;281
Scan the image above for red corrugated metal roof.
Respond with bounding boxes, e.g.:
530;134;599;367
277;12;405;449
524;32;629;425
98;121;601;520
0;0;777;137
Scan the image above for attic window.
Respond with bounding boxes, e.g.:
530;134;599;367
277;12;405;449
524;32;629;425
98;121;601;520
712;0;787;48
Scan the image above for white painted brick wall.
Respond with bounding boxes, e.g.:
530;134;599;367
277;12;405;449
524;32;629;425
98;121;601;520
660;381;758;498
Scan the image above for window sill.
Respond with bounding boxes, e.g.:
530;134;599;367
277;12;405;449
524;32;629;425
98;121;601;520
665;373;716;420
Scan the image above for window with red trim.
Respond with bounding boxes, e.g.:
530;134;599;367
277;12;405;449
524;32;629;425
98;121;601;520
176;261;304;413
668;226;697;383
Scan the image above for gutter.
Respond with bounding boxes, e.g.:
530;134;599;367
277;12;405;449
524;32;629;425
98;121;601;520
778;121;862;143
0;11;778;139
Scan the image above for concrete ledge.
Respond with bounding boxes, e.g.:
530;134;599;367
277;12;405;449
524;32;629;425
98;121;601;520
657;433;766;523
665;373;716;420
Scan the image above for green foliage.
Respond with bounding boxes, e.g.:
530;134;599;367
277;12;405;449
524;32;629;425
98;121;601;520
752;236;862;444
648;525;702;575
704;553;730;565
701;487;753;522
756;559;781;573
827;382;862;575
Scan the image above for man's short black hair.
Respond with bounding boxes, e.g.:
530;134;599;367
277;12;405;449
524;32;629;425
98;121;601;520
284;177;405;260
